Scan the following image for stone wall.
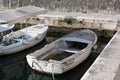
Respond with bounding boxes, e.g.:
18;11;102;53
1;0;120;14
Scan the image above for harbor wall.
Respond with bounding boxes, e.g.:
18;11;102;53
114;65;120;80
31;11;120;31
21;11;117;37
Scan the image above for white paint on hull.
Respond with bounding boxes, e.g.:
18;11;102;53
0;24;48;55
27;29;97;74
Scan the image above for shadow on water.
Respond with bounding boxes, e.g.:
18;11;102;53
0;34;111;80
0;39;47;80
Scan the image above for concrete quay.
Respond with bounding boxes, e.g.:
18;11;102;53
37;11;120;30
80;30;120;80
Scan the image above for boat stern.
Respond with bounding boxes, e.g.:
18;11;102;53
35;60;64;74
26;56;64;74
26;55;37;68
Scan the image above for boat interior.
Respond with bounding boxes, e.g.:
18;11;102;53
0;32;30;46
40;40;88;61
65;41;88;50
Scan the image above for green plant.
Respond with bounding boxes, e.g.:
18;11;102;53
32;18;40;21
79;21;83;24
63;18;72;25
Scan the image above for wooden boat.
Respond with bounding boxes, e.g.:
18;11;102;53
26;29;97;74
0;24;48;55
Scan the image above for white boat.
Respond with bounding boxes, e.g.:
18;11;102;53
0;24;48;55
0;24;14;33
26;29;97;74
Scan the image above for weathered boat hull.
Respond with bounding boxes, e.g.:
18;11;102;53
0;32;47;55
27;46;91;74
0;24;48;55
27;29;97;74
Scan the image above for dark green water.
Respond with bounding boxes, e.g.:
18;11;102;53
0;35;110;80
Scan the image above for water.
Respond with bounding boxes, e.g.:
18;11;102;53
0;35;110;80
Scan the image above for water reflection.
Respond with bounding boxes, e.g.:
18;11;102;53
0;61;30;80
0;39;47;80
0;66;5;80
0;51;32;80
28;72;54;80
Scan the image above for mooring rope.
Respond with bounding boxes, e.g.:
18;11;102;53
52;63;55;80
32;60;45;73
32;60;56;80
